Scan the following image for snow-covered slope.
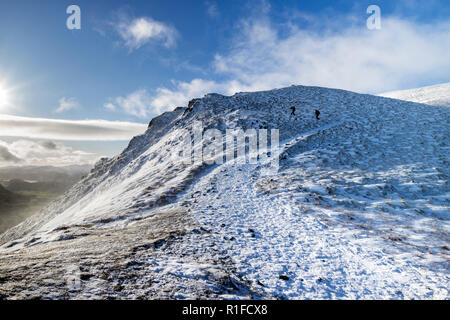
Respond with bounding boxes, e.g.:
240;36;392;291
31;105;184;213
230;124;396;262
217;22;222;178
380;82;450;107
0;85;448;299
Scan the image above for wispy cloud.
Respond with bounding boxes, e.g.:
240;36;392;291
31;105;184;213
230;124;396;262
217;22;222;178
212;17;450;93
116;16;178;50
105;80;226;119
150;79;233;113
104;89;153;118
205;1;219;18
0;114;147;141
0;139;99;167
137;13;450;112
55;97;79;113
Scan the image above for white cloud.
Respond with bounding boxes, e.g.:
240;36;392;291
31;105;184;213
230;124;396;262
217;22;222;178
139;15;450;112
105;89;153;118
0;139;99;167
55;97;79;113
105;80;231;119
151;79;229;113
104;102;116;111
116;16;178;50
205;1;219;18
0;114;147;141
212;17;450;93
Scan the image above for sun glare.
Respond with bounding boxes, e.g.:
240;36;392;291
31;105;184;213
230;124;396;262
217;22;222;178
0;83;11;110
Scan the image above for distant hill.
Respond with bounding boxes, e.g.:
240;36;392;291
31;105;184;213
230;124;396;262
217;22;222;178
0;183;9;195
0;165;91;183
6;179;78;194
0;184;27;207
0;165;91;235
0;185;32;235
0;183;30;223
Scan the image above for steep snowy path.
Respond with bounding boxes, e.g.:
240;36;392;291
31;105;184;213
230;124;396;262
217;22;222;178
181;127;449;299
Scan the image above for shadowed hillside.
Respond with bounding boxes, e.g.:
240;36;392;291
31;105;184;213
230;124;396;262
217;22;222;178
0;165;91;234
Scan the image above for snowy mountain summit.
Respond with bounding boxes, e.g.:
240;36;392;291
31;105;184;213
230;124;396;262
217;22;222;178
381;82;450;107
0;85;449;299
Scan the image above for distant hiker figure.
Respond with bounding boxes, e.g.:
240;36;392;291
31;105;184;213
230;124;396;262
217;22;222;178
290;106;296;116
315;109;320;120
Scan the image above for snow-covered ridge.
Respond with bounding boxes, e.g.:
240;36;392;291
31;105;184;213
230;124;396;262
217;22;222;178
380;82;450;107
0;84;449;299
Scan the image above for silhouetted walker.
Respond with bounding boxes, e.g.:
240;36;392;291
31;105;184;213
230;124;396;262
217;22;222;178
315;109;320;120
290;106;296;116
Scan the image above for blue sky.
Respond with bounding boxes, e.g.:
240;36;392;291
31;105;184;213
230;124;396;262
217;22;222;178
0;0;449;166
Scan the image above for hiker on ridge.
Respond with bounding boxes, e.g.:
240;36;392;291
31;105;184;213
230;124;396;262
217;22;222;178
290;106;296;116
